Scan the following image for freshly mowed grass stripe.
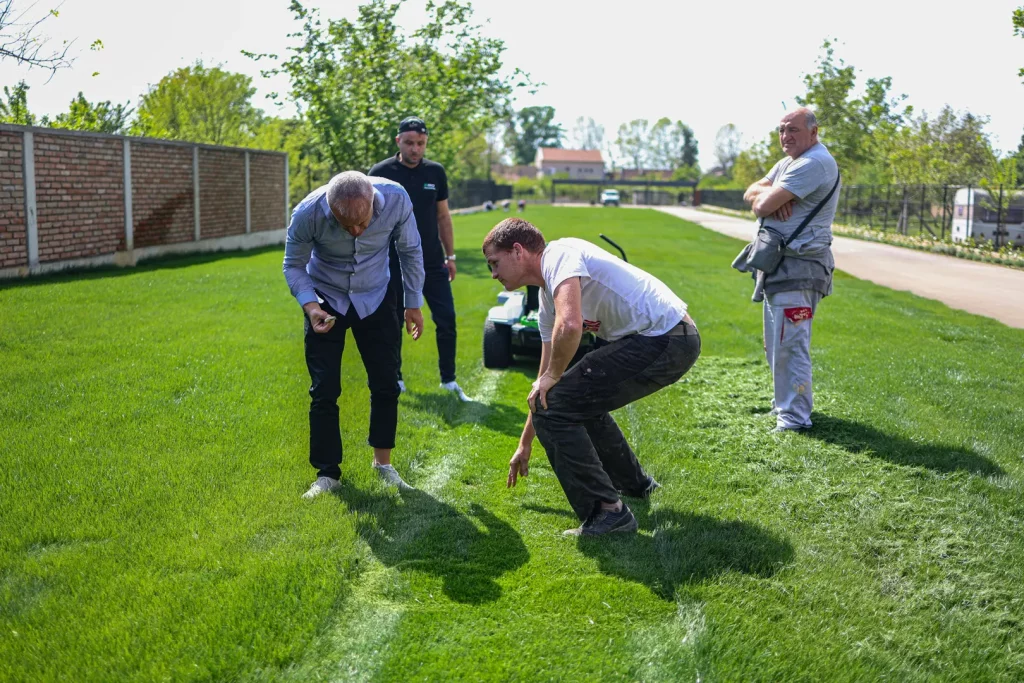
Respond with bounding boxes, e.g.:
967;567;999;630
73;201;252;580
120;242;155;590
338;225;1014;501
2;206;1023;681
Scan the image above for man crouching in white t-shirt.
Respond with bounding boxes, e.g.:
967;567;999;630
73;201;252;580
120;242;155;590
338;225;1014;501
482;218;701;536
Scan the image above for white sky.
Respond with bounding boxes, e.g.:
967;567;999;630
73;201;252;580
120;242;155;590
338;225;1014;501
2;0;1023;167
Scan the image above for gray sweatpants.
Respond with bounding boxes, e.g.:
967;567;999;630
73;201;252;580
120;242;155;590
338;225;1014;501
763;289;822;430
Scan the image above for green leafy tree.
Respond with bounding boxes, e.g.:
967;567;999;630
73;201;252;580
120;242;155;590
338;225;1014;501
732;130;784;188
649;118;700;171
883;106;997;185
615;119;650;169
0;80;35;125
505;106;563;165
251;0;525;179
50;92;132;134
1015;6;1023;82
796;40;911;181
132;62;265;146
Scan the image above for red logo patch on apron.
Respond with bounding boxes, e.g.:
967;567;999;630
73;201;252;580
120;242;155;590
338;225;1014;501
784;307;813;323
583;319;601;332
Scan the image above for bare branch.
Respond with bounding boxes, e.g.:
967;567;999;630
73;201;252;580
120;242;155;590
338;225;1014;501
0;1;76;78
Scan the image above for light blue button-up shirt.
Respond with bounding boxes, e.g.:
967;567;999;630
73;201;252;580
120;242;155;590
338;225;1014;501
283;178;424;318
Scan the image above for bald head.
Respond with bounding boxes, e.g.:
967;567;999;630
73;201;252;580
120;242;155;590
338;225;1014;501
779;107;819;159
326;171;374;236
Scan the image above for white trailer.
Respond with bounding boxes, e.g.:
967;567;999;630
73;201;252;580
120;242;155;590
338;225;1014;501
951;188;1024;247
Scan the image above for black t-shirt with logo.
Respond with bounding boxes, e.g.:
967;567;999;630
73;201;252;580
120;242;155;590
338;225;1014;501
369;155;449;267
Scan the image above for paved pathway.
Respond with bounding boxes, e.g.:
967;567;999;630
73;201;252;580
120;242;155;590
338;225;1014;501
654;206;1024;329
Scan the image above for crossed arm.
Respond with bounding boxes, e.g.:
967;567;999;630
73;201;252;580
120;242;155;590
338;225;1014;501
507;278;583;487
744;178;799;221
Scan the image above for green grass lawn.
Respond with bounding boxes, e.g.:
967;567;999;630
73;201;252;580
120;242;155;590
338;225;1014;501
2;206;1023;682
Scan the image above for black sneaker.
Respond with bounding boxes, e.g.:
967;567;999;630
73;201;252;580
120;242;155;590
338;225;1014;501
619;477;661;499
564;504;638;536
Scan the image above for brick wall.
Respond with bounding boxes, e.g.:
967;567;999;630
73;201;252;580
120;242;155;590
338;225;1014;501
0;126;287;276
198;149;245;239
0;132;26;269
35;134;125;262
249;153;286;232
132;142;195;248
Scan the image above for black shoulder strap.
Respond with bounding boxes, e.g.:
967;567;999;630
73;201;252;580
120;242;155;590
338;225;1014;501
781;173;841;248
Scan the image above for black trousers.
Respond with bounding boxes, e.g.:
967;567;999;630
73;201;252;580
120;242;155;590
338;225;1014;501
304;289;401;479
389;246;458;383
532;328;702;521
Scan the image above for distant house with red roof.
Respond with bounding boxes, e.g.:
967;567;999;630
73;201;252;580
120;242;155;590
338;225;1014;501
535;148;605;180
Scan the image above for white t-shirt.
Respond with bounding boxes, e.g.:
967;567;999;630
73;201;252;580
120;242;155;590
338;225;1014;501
538;238;687;343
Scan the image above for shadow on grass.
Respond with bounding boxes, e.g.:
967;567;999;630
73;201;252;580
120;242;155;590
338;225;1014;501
402;390;529;438
527;500;793;600
805;413;1004;476
335;484;528;604
0;244;284;291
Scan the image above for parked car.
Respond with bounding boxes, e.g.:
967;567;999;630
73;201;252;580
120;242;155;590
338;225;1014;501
600;189;620;207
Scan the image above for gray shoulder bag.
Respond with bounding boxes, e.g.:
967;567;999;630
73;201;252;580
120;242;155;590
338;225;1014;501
740;174;840;275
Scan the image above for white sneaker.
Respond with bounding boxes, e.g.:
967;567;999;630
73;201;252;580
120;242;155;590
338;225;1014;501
373;463;413;490
397;380;406;393
440;381;472;402
301;476;340;499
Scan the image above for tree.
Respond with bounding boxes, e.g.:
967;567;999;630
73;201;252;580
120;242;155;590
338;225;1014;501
251;0;525;178
615;119;650;169
795;40;910;182
1014;130;1024;186
505;106;563;165
883;106;997;185
0;1;73;74
732;130;784;188
681;123;699;168
649;118;700;170
568;116;603;150
713;123;741;175
1015;6;1023;82
132;62;264;146
50;92;131;134
0;80;35;125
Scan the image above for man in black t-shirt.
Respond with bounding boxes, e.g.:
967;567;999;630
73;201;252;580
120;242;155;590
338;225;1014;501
370;117;470;402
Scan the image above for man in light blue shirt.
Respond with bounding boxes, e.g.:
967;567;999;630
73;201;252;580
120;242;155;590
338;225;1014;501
284;171;425;498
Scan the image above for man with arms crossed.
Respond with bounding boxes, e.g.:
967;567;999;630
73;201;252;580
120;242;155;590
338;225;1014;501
370;116;469;401
284;171;425;498
482;219;701;536
742;107;840;432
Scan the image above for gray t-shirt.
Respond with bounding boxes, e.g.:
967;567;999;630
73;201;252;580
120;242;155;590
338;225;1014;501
764;142;840;254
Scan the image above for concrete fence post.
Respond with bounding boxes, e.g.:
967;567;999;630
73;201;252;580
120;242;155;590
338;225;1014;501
193;146;201;241
244;151;251;234
123;140;134;251
22;131;38;269
284;153;290;226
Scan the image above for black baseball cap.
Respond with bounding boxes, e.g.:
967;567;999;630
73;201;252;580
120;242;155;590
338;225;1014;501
398;116;428;135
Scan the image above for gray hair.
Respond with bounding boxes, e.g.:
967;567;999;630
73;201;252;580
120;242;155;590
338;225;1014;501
326;171;373;220
804;110;818;129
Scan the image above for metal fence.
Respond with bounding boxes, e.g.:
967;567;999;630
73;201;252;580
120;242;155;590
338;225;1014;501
699;184;1024;247
448;179;512;210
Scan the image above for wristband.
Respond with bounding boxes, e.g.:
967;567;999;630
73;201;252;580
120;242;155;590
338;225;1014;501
445;254;456;261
